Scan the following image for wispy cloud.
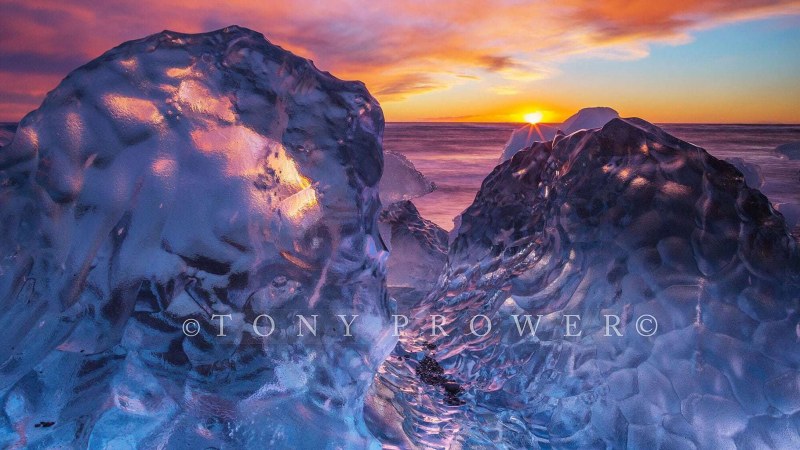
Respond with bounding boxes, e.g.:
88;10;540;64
375;74;448;99
0;0;798;121
564;0;800;43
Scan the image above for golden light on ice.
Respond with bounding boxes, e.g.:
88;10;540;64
524;111;543;124
282;187;319;220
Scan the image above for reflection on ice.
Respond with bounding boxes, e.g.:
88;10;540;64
0;26;394;448
370;118;800;448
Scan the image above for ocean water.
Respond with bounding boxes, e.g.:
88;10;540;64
384;122;800;229
2;120;798;232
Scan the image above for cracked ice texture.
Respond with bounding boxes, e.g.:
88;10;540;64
0;26;396;448
375;118;800;448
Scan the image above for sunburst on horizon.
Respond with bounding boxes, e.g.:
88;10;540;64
524;111;543;124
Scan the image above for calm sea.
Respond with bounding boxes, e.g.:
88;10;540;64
384;122;800;230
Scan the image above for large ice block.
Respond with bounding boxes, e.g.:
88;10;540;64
373;118;800;448
0;26;395;448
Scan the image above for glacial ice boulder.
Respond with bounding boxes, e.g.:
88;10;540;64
0;26;396;448
378;201;447;308
500;106;619;161
379;151;436;205
776;141;800;160
775;202;800;236
0;123;15;146
377;152;439;308
374;118;800;448
561;106;620;133
725;156;764;189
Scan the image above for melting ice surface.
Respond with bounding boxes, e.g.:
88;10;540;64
0;27;396;448
369;119;800;449
1;26;799;450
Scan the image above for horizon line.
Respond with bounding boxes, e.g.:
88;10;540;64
2;120;800;126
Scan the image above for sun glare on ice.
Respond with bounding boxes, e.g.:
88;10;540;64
524;111;543;124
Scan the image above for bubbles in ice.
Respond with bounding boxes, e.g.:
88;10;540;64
371;118;800;448
0;26;394;448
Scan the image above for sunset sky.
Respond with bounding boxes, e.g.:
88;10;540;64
1;0;799;123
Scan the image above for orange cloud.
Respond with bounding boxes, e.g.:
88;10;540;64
0;0;798;122
564;0;800;42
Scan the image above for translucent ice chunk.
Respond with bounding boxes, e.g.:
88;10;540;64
776;141;800;160
0;123;14;147
379;200;447;308
725;156;764;189
371;118;800;448
0;26;394;448
500;107;620;161
380;150;436;205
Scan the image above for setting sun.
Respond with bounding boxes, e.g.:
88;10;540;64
524;111;543;124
